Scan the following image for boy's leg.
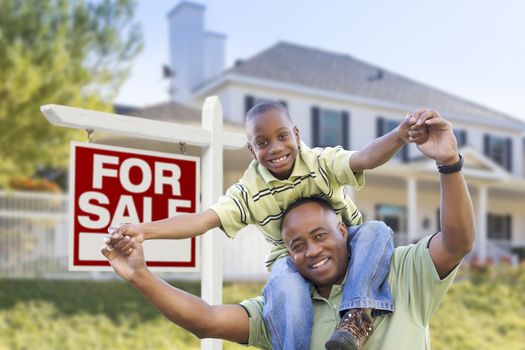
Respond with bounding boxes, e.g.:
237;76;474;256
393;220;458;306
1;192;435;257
325;220;394;350
262;256;313;350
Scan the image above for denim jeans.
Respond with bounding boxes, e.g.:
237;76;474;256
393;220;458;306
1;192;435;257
262;221;394;350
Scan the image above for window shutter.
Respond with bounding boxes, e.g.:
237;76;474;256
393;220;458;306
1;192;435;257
376;117;385;137
312;106;320;147
401;145;409;163
455;130;467;147
506;138;513;172
483;134;490;156
342;111;350;149
436;208;441;232
505;215;512;240
245;95;255;115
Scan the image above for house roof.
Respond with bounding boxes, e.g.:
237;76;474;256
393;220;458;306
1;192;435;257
224;42;524;127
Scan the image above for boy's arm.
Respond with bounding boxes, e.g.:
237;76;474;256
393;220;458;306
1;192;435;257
101;239;250;343
109;208;221;243
349;110;430;172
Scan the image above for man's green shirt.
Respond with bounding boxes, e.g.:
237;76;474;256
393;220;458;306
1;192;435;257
241;235;460;349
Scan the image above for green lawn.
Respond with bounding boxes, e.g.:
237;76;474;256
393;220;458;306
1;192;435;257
0;265;524;349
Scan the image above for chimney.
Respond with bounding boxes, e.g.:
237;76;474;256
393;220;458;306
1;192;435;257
167;2;225;103
204;32;226;81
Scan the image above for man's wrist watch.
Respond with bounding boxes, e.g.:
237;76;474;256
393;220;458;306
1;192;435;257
436;153;463;174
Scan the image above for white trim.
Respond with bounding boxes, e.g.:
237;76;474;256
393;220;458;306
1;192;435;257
477;186;488;261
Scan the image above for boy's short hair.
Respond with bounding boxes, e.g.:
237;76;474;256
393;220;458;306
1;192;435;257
245;101;292;124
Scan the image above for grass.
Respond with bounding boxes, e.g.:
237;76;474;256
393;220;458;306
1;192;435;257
0;279;261;350
0;265;524;349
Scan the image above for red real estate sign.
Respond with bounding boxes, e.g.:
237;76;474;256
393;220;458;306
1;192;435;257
69;142;200;271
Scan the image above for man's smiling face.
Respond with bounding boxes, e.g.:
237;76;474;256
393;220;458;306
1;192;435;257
281;200;349;297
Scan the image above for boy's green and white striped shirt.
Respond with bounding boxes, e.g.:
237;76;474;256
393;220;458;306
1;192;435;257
211;141;364;270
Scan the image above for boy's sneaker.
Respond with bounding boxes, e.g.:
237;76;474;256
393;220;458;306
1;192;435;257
325;308;373;350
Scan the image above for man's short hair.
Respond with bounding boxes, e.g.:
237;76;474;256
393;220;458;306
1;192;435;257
280;197;336;232
245;101;292;124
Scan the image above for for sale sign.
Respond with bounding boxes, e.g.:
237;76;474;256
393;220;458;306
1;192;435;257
69;142;199;271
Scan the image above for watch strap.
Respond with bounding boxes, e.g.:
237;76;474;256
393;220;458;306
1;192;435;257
437;153;463;174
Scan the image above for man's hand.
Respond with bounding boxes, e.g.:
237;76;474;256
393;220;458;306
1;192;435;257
414;109;458;164
101;237;146;282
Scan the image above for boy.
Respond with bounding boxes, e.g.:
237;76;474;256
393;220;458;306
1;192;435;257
108;102;429;350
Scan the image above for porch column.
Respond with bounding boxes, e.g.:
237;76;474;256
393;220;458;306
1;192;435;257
407;177;417;244
476;185;488;261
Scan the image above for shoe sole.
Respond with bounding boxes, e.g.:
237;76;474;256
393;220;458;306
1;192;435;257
325;330;359;350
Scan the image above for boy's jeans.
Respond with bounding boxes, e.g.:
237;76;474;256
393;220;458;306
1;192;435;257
262;221;394;350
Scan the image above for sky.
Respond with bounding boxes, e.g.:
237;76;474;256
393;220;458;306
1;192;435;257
115;0;525;122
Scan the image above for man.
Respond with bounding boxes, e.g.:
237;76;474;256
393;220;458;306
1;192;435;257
102;109;475;349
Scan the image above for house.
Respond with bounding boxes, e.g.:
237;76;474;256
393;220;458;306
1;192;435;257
114;2;525;278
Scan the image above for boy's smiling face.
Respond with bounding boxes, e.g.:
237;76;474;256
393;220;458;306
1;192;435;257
246;108;301;180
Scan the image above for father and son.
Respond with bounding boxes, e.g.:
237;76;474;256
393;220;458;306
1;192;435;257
104;102;475;350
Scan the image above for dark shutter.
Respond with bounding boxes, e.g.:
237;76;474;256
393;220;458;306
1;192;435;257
342;111;350;149
401;145;409;163
312;106;320;147
376;117;385;137
455;130;467;147
462;130;468;147
436;208;441;232
483;134;490;156
506;138;513;172
505;215;512;240
244;95;255;115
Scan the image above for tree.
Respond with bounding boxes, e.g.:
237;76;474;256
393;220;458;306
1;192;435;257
0;0;143;189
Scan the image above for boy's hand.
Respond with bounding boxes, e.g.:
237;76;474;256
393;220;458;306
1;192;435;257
410;108;435;144
398;109;432;144
108;223;145;243
396;112;416;143
105;232;135;256
106;223;145;256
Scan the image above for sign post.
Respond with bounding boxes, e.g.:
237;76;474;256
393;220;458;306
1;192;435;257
41;96;243;350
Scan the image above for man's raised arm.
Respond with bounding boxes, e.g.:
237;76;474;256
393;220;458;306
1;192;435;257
415;110;475;278
101;239;250;343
